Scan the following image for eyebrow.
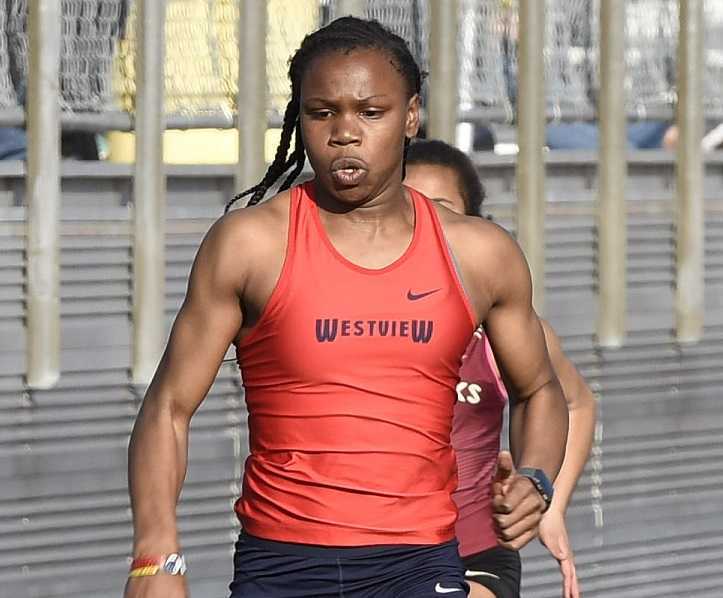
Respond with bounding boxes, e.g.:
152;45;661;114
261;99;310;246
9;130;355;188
303;94;390;104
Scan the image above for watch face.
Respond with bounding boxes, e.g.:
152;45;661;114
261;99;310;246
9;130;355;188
163;553;187;575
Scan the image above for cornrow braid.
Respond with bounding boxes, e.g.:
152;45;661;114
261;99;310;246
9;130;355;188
224;97;300;213
225;16;425;213
279;122;305;192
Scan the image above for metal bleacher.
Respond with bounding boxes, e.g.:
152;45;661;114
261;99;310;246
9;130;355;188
2;153;723;596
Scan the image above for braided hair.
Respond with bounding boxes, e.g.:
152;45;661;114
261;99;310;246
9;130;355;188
225;17;424;213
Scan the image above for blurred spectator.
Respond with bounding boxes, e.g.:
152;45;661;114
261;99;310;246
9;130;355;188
662;123;723;151
62;132;101;160
473;123;496;151
0;127;26;160
545;120;672;150
703;124;723;151
0;127;104;161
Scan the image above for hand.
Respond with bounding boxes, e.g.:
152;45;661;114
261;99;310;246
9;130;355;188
123;574;188;598
492;451;546;551
539;509;579;598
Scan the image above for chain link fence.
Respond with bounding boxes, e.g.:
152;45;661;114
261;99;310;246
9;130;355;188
1;0;722;129
7;0;127;111
114;0;238;117
0;2;17;108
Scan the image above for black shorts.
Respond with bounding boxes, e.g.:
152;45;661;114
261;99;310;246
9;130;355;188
462;546;521;598
229;532;469;597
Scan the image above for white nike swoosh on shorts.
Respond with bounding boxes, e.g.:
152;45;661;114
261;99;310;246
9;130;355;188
465;570;501;580
434;582;464;594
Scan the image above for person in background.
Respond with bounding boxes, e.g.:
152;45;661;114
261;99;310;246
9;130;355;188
405;139;597;598
545;120;672;151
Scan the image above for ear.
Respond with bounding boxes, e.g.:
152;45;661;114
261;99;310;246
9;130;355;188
405;93;421;139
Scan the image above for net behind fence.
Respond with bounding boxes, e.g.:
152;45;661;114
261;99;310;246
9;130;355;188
0;3;17;108
457;0;513;119
366;0;428;70
6;1;29;106
267;0;319;117
588;0;678;118
479;0;595;120
115;0;319;121
1;0;722;127
704;1;723;117
321;0;428;68
605;0;723;119
624;0;677;116
544;0;595;118
7;0;127;111
562;0;723;121
459;0;723;121
115;0;239;116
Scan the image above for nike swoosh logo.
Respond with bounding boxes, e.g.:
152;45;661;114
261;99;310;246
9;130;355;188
465;570;501;580
434;583;464;594
407;288;441;301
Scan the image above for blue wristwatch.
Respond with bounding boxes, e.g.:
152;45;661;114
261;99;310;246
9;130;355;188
517;467;554;512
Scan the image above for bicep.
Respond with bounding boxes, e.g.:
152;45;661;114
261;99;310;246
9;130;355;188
144;221;245;421
482;237;555;400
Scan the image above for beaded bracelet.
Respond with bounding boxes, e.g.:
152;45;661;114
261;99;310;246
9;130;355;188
129;553;187;578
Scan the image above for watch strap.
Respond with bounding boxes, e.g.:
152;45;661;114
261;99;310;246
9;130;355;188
517;467;554;512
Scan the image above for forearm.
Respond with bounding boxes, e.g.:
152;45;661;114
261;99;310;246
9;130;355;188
516;379;569;481
508;399;523;464
128;398;189;555
549;397;596;513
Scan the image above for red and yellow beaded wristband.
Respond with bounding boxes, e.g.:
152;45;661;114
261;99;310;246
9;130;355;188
129;553;187;578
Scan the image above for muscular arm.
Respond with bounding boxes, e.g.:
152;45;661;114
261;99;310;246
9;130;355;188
509;320;596;508
438;206;569;550
127;216;246;558
482;232;568;481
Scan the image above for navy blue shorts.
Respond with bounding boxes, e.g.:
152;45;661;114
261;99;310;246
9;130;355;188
228;532;469;597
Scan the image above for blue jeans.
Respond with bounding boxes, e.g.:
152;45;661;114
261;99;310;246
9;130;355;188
0;127;27;160
545;120;670;150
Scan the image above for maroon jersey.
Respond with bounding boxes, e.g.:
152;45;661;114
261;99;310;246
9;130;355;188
451;326;508;557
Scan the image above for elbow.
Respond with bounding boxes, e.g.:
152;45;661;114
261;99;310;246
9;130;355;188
586;386;598;412
574;385;598;419
129;391;187;454
563;374;597;413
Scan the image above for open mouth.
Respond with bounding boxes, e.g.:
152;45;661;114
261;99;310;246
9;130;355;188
332;167;366;186
330;157;368;187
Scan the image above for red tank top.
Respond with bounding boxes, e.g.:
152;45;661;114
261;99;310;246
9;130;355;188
234;182;476;546
451;326;509;557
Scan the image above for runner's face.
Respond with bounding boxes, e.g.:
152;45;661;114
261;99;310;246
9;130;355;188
300;49;419;205
404;164;467;215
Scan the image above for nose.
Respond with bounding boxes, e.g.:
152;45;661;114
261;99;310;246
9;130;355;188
329;113;361;147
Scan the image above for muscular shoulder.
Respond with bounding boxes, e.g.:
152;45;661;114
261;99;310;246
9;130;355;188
432;200;513;247
193;190;291;294
215;190;290;246
432;202;528;308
